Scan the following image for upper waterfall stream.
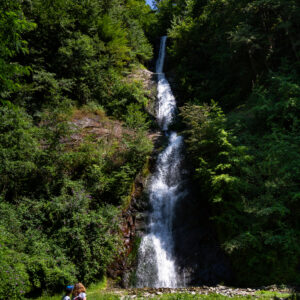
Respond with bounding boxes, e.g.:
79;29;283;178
136;36;187;288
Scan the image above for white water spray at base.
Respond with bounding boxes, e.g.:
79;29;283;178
136;36;187;288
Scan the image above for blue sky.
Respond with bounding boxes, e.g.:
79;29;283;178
145;0;155;9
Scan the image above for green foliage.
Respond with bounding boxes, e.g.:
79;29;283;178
0;236;30;299
37;290;295;300
0;102;152;297
0;0;35;104
20;0;153;112
166;0;300;109
0;0;155;296
0;106;40;200
125;103;150;130
249;70;300;133
180;101;248;204
180;95;300;285
160;0;300;287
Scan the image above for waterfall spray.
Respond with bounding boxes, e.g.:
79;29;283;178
136;36;187;288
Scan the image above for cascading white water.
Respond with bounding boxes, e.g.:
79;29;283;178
136;36;187;288
156;37;176;131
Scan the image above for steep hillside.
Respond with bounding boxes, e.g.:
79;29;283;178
153;0;300;287
0;0;157;298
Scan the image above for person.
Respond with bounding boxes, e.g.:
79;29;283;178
72;282;87;300
62;285;74;300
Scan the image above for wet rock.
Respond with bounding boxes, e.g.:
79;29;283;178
135;220;147;232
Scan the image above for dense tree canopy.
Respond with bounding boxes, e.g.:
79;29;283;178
0;0;155;298
156;0;300;286
0;0;35;105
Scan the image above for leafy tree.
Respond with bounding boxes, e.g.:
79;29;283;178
160;0;300;285
0;0;35;104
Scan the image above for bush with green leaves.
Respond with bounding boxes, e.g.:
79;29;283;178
0;229;30;299
0;0;35;105
180;98;300;285
0;101;152;297
180;101;249;205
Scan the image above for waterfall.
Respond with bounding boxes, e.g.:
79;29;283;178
136;36;187;288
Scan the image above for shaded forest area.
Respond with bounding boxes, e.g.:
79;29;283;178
156;0;300;288
0;0;157;298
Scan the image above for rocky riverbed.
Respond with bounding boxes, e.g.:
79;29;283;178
103;285;295;299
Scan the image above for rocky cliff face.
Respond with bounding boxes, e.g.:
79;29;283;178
107;171;150;287
108;130;166;288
